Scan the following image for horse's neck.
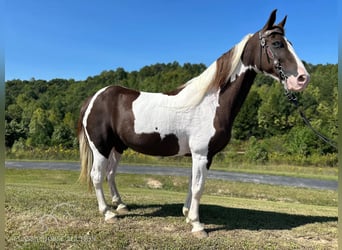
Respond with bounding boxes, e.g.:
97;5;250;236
218;65;257;128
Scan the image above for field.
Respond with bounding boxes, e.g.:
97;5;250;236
5;168;337;249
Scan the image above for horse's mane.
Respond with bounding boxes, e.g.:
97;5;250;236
169;33;253;109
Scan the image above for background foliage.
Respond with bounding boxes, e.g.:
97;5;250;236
5;62;337;166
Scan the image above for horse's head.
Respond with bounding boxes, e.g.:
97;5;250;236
246;9;310;92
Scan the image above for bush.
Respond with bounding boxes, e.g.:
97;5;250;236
245;137;269;164
285;127;317;156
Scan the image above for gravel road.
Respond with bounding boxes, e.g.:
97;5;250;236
5;160;337;190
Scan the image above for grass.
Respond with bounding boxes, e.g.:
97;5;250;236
5;168;337;249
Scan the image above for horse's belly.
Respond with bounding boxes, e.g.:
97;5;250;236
126;131;190;157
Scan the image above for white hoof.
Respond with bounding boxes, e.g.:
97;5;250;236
191;221;205;233
182;207;189;217
116;204;129;214
104;210;117;223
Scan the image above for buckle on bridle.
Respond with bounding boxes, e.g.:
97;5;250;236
259;29;289;92
259;32;266;47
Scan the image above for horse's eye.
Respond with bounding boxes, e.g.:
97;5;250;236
272;41;284;48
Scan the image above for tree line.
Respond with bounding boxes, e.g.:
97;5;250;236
5;61;337;165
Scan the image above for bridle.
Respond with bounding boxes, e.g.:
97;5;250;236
258;28;288;91
258;29;337;150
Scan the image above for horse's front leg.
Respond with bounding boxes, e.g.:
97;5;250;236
186;153;209;238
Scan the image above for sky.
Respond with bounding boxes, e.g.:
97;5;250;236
5;0;338;81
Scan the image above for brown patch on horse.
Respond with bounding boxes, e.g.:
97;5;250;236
129;133;180;156
84;85;181;157
211;34;253;91
207;69;257;169
84;86;140;157
213;50;234;89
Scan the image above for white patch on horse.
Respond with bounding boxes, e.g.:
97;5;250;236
285;38;306;72
230;60;258;82
132;89;220;156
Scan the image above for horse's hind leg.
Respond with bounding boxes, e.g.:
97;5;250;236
91;152;117;223
107;149;128;214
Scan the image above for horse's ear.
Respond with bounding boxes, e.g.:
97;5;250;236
262;9;277;31
277;15;287;29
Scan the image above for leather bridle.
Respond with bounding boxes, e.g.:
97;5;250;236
258;29;289;91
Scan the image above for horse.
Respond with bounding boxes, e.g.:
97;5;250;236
78;9;310;238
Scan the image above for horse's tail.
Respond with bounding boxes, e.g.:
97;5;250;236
78;106;93;192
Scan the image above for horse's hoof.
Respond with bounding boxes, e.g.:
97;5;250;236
192;230;208;239
116;205;129;215
182;207;189;217
104;210;117;223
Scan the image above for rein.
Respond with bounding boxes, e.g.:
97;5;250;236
285;91;337;149
258;30;337;150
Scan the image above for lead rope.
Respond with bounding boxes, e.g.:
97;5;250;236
285;91;337;149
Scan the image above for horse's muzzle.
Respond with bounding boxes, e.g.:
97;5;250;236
286;71;310;92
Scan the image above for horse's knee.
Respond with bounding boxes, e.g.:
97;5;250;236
91;174;103;188
91;165;105;185
191;183;205;200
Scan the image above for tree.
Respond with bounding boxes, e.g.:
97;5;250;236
5;120;27;147
233;89;262;140
51;124;74;148
28;108;53;146
257;84;295;137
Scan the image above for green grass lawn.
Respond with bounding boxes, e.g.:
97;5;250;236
5;168;337;249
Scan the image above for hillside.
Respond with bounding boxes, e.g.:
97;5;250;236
5;62;337;166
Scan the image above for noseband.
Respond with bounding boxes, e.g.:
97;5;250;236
258;29;288;91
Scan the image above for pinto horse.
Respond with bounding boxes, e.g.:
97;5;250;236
78;9;309;238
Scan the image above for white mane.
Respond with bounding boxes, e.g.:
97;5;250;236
168;33;253;109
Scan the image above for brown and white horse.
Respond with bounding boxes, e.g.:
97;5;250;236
78;9;309;238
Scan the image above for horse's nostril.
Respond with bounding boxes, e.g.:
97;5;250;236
298;74;308;84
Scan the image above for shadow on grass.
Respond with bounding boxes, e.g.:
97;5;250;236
124;203;337;232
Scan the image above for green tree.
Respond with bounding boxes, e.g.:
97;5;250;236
28;108;53;146
5;120;27;147
233;89;263;140
257;84;295;137
51;124;74;148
